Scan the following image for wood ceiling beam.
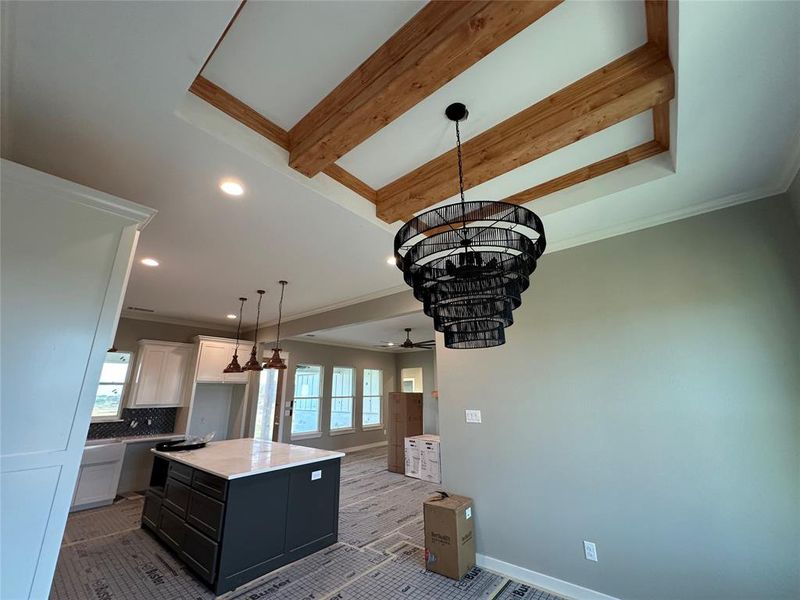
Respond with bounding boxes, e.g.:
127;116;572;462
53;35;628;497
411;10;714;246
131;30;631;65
416;141;666;231
375;43;674;223
189;76;377;204
287;0;563;178
645;0;671;150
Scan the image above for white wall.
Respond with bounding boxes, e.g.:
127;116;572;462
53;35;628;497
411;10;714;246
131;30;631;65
0;161;153;598
437;196;800;600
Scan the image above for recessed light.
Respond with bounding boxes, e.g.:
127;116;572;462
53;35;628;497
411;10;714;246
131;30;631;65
226;314;237;319
387;342;395;346
386;256;396;265
220;180;244;196
140;258;159;267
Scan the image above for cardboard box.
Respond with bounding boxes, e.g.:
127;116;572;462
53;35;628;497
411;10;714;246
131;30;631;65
404;437;421;478
419;438;441;484
423;493;475;580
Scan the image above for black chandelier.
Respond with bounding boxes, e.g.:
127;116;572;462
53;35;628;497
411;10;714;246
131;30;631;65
393;103;546;349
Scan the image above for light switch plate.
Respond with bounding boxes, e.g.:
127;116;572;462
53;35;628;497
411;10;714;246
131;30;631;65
465;409;482;423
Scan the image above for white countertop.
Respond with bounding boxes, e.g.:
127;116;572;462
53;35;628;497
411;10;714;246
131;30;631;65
151;438;345;480
86;433;184;446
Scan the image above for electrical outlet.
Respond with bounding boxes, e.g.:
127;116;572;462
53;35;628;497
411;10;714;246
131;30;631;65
465;409;482;423
583;541;598;562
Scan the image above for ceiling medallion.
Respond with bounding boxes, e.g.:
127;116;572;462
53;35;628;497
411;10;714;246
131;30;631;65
393;103;546;349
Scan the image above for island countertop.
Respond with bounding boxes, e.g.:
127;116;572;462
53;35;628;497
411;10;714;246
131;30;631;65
151;438;344;480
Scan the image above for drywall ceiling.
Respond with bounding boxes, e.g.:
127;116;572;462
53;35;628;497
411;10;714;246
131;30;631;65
1;1;798;328
296;312;434;352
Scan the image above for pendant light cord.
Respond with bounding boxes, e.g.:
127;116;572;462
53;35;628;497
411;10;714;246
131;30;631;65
275;282;286;347
234;298;245;354
253;292;263;346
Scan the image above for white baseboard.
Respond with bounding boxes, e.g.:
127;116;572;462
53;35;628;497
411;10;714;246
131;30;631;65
339;440;388;453
476;554;620;600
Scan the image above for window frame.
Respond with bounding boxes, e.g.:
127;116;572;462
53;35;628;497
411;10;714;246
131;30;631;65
291;363;324;439
91;350;133;422
329;366;356;434
361;368;384;430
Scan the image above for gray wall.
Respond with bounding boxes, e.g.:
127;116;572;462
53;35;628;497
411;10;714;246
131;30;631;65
113;317;237;351
278;340;398;451
396;350;439;435
788;167;800;225
437;196;800;600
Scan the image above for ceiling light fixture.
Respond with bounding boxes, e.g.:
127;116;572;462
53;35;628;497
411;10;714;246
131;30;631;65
265;281;288;370
223;297;247;373
243;290;265;372
226;314;237;319
219;180;244;196
393;103;546;349
140;258;159;267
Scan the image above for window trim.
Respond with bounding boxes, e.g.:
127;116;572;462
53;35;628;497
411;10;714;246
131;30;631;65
91;350;133;423
330;366;356;432
361;368;384;430
290;364;324;438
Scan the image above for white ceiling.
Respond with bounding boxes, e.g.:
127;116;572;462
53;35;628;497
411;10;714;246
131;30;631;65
204;1;425;131
2;1;798;328
295;312;434;352
337;0;646;188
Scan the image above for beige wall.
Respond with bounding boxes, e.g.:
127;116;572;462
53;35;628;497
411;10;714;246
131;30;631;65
437;196;800;600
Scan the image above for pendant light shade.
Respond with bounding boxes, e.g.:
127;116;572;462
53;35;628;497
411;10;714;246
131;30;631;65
243;290;265;372
223;297;247;373
265;280;288;370
393;103;546;349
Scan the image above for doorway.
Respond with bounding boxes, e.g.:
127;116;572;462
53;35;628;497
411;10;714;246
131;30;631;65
254;368;284;441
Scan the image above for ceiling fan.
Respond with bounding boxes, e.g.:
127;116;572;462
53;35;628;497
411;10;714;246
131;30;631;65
376;328;435;350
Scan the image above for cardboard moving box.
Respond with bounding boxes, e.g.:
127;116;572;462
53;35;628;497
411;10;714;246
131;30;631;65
405;435;441;483
423;493;475;580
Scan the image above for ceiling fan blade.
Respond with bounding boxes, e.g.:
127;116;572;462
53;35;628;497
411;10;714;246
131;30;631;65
412;340;435;348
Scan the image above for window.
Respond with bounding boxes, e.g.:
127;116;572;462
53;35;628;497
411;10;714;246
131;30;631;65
92;351;132;420
292;364;322;436
330;367;355;431
362;369;383;428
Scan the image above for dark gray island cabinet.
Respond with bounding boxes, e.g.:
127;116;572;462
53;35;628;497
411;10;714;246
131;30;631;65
142;438;344;595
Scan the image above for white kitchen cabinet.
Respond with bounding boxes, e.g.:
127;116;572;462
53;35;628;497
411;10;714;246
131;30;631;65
71;441;126;511
195;337;251;384
128;340;192;407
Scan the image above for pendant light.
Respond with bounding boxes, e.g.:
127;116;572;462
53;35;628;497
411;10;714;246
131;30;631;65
265;280;288;370
393;103;546;349
243;289;265;371
223;297;247;373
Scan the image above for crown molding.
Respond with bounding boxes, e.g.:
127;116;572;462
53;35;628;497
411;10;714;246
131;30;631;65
2;159;157;229
546;182;789;255
243;284;409;333
119;310;236;332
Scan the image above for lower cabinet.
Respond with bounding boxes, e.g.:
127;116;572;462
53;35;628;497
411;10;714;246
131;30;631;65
143;456;341;594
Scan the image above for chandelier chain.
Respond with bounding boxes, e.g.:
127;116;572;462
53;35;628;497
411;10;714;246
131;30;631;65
455;120;467;230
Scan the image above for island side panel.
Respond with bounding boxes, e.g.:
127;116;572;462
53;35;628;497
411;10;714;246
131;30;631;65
216;457;341;595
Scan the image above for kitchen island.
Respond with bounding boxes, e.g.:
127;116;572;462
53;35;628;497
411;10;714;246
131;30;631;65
142;438;344;595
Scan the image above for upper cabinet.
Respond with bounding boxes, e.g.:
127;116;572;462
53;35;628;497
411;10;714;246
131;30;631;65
128;341;192;408
195;337;251;384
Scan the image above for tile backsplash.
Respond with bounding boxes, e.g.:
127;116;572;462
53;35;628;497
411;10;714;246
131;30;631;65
87;407;177;439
